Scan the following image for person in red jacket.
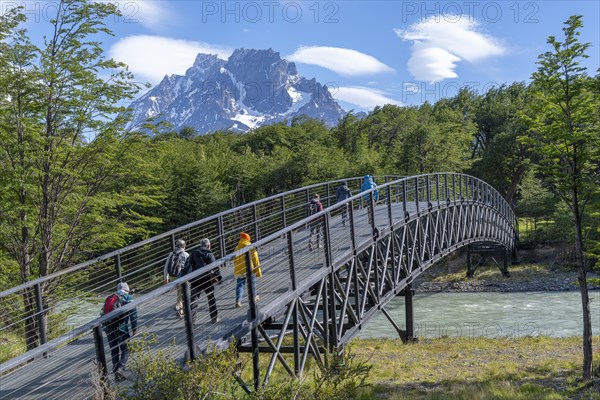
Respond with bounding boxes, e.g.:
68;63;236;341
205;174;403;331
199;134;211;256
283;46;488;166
308;193;324;251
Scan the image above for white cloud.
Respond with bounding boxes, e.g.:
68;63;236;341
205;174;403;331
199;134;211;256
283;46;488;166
288;46;394;76
330;87;402;110
109;35;232;84
395;16;505;82
407;44;461;82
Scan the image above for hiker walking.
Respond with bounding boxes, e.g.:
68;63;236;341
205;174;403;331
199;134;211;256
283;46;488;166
164;239;189;318
101;282;138;381
335;181;352;225
186;238;222;324
360;175;379;203
233;232;262;307
307;193;324;250
360;175;379;221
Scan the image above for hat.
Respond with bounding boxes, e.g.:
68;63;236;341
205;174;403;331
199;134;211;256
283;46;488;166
175;239;185;248
240;232;251;241
116;282;130;293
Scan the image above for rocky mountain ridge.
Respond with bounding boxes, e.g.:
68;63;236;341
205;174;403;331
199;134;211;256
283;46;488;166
124;48;346;134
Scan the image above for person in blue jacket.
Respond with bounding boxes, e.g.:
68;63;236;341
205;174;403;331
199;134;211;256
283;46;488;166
361;175;379;222
360;175;379;203
335;181;352;225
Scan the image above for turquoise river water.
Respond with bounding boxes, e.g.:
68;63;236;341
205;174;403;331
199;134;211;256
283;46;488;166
356;291;600;339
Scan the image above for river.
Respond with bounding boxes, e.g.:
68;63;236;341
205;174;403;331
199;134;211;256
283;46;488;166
65;291;600;339
357;291;600;339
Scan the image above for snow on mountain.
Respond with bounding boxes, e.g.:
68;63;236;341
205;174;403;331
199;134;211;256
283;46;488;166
123;48;345;134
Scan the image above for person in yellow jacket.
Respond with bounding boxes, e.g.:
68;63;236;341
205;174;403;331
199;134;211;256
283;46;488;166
233;232;262;307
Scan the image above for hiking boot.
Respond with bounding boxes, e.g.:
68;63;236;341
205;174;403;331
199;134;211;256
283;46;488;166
235;300;242;308
115;368;127;381
308;242;313;251
211;316;221;324
175;303;184;318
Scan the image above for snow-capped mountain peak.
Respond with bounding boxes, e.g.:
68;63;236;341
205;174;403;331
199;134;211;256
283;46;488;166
124;48;345;134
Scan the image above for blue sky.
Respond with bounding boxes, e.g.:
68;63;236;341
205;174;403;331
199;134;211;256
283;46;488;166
4;1;600;110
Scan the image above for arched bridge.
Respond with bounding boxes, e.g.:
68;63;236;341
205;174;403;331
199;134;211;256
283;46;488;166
0;174;516;399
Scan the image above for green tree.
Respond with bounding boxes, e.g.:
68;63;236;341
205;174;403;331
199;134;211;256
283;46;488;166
0;1;153;349
516;169;558;241
471;83;531;203
391;101;473;174
525;15;600;380
154;137;230;228
332;112;362;154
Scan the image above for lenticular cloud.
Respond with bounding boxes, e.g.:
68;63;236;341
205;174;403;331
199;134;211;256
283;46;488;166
395;16;505;82
288;46;394;76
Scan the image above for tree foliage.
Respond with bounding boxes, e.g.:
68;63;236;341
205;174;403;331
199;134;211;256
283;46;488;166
524;15;600;380
0;0;159;348
470;83;531;204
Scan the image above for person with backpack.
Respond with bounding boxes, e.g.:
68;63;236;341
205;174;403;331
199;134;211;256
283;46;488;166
101;282;138;381
360;175;379;221
360;175;379;202
335;181;352;226
233;232;262;307
164;239;189;318
308;193;324;250
185;238;222;324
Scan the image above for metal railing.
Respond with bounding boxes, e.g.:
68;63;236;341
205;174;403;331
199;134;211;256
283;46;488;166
0;176;401;359
0;173;516;399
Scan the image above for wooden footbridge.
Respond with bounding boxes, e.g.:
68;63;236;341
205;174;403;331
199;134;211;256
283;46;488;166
0;174;517;399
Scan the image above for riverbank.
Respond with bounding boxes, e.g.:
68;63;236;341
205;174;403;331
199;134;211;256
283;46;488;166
349;336;600;399
413;247;600;293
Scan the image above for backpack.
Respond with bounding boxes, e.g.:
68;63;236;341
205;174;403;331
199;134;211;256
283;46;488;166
103;293;122;315
337;186;351;201
102;293;123;331
187;249;208;273
188;249;222;286
308;200;318;216
167;251;185;277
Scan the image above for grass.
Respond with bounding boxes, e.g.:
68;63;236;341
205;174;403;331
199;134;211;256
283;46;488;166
227;335;600;399
343;336;600;399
